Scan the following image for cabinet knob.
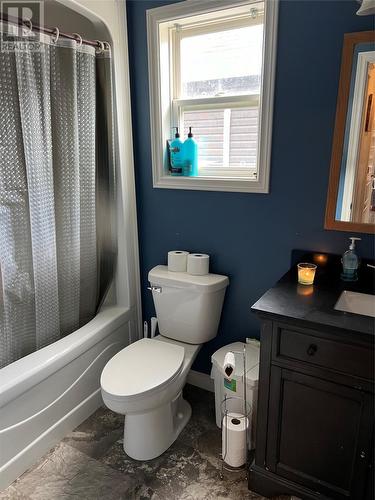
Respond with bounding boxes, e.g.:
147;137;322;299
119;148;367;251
307;344;317;356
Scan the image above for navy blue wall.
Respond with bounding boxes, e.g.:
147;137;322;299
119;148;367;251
127;0;375;374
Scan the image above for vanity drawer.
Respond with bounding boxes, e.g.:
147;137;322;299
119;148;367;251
274;326;373;380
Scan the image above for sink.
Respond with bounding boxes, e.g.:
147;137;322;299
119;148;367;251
334;291;375;318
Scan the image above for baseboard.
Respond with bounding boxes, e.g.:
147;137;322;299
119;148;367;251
0;390;102;491
187;369;214;392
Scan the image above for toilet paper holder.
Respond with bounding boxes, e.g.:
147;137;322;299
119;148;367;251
220;346;250;479
221;396;251;475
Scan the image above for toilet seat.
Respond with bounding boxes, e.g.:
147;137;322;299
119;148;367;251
101;338;185;400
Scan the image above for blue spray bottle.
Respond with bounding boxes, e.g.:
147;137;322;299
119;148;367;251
169;127;184;176
183;127;198;176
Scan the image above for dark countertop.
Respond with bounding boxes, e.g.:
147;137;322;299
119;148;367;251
251;251;375;337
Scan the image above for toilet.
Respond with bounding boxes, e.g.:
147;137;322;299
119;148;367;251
100;265;229;460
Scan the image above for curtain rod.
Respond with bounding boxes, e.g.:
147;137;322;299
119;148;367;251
0;12;109;49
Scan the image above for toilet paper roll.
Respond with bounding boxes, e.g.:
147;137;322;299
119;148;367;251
223;352;235;379
222;412;249;468
187;253;210;276
168;251;189;272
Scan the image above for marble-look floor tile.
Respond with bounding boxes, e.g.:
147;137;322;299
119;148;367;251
127;446;211;499
12;443;137;500
101;438;167;476
4;385;293;500
0;485;31;499
129;469;261;500
130;440;249;500
62;406;124;459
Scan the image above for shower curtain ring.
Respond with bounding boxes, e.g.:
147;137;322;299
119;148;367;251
72;33;82;47
23;19;32;35
52;27;59;43
103;41;111;50
95;40;105;53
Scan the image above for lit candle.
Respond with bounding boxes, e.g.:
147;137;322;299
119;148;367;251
297;263;317;285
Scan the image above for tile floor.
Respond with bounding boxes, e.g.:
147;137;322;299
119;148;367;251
1;385;293;500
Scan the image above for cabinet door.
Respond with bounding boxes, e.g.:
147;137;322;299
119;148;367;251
266;367;373;500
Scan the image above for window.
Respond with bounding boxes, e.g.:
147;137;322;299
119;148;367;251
147;0;279;192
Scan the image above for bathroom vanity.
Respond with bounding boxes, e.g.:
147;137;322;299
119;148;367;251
248;253;374;500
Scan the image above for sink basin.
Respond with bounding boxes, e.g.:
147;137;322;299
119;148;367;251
334;291;375;318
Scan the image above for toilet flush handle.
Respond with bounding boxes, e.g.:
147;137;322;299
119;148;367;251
147;286;162;293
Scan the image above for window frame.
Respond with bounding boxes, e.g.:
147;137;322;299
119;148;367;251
147;0;279;193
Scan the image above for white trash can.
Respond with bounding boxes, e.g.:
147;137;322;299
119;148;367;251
210;340;260;449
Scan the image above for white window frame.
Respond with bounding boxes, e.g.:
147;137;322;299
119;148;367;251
172;15;261;178
147;0;279;193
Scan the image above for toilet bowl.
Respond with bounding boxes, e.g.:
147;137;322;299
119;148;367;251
100;265;229;460
101;336;200;460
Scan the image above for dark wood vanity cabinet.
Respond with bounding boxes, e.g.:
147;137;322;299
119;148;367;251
249;318;374;500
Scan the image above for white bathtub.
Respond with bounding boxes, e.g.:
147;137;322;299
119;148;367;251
0;306;135;490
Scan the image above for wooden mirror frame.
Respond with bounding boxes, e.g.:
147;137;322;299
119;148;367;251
325;31;375;234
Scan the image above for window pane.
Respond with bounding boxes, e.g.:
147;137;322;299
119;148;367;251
183;109;224;166
180;23;263;98
229;108;258;167
183;107;259;172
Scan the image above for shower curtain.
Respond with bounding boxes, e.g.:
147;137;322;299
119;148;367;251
0;28;116;368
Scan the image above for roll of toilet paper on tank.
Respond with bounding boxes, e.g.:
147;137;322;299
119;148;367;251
222;412;248;468
187;253;210;275
168;251;189;272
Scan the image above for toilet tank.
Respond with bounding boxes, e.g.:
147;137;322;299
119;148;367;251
148;265;229;344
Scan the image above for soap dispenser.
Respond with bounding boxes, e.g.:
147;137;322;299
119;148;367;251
183;127;198;176
169;127;184;176
341;237;361;281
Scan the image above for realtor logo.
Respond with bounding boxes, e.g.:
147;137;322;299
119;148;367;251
1;1;44;52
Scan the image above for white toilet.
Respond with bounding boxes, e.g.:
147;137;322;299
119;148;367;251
100;265;229;460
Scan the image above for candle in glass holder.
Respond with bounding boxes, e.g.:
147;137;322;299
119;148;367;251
297;263;317;285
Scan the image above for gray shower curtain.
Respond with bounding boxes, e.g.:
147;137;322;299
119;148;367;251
0;29;116;368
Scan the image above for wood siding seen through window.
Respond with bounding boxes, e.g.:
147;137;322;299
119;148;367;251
183;107;259;169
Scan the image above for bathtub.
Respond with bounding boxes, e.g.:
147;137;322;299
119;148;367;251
0;306;135;490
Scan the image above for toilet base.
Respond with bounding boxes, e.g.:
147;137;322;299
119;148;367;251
123;391;191;461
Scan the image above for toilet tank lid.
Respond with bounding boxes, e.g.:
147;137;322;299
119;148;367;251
148;265;229;292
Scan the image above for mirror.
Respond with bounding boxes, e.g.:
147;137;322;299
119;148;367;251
325;31;375;234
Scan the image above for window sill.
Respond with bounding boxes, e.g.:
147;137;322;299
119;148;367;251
153;174;270;193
